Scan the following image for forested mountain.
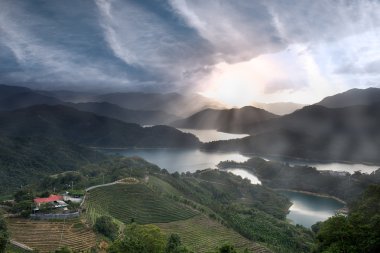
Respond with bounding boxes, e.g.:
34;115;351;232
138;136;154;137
66;102;179;125
203;103;380;163
316;87;380;108
172;106;278;133
0;105;200;148
0;135;104;194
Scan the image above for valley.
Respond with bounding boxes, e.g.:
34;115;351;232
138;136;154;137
0;85;380;253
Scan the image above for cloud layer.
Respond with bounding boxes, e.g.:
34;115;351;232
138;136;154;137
0;0;379;103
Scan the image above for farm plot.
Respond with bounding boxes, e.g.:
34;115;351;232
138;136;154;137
7;218;96;253
85;183;198;224
156;215;272;253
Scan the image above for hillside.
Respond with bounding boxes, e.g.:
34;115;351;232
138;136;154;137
66;102;179;125
0;105;200;148
172;106;278;133
203;103;380;163
316;87;380;108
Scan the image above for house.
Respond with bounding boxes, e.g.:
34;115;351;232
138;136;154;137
33;195;68;210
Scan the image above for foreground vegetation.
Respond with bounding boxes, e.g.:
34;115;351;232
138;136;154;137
313;185;380;252
1;154;379;253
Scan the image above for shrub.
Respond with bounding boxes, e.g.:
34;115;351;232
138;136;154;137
94;216;118;240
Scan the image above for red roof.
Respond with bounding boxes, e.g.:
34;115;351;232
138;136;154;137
34;195;63;204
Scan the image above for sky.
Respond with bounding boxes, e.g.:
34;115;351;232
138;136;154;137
0;0;379;106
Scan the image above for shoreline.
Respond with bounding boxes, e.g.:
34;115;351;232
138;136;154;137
274;188;347;205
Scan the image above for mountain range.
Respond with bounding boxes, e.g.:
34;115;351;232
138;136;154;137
2;84;380;164
203;102;380;163
0;105;200;148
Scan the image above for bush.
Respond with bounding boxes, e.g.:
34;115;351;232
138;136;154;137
94;216;118;240
109;224;166;253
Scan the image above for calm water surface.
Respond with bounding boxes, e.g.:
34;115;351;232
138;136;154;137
279;190;345;228
177;128;248;142
103;148;249;173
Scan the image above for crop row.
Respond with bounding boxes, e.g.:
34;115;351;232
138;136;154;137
7;218;96;253
85;184;198;224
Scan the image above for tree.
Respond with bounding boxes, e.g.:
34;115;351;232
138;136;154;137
315;185;380;253
55;246;72;253
109;224;166;253
94;216;119;240
218;244;237;253
165;234;190;253
0;217;8;253
14;189;34;202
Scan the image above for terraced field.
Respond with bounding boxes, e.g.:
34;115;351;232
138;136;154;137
85;183;198;224
7;218;96;253
156;215;272;253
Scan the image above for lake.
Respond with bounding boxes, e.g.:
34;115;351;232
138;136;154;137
102;148;249;173
279;190;345;228
177;128;248;142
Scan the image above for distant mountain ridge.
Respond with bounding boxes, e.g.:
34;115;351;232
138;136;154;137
90;92;225;116
172;106;278;133
0;85;180;125
203;102;380;163
0;105;200;148
67;102;180;125
252;102;305;115
0;84;62;111
316;87;380;108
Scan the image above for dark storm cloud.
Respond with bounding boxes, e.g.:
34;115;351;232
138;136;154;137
0;0;379;92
